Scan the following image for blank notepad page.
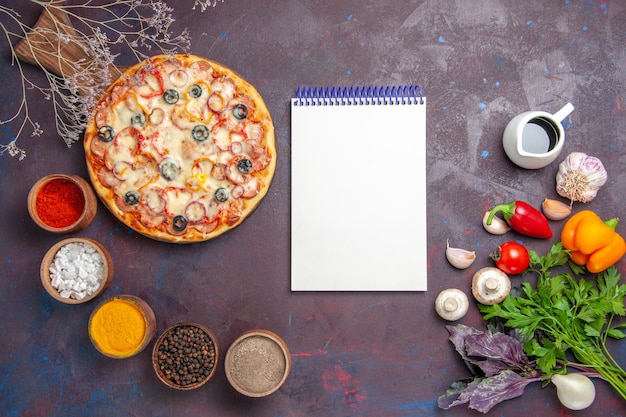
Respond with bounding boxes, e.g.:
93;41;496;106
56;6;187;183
291;86;427;291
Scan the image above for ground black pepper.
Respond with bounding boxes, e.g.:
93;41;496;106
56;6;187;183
155;325;217;388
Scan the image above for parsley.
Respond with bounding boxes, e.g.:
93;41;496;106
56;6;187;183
479;242;626;399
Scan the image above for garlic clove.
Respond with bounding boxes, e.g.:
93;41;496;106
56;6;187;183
445;240;476;269
556;152;608;203
482;211;510;235
541;198;572;221
551;373;596;410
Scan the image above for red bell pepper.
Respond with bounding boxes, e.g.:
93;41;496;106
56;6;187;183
486;200;552;239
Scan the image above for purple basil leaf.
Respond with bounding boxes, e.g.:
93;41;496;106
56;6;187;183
472;358;511;377
464;330;529;370
437;378;483;410
438;371;536;413
446;324;483;361
468;370;534;414
447;324;503;376
447;324;529;377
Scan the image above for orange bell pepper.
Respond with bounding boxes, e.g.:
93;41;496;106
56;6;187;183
561;210;626;273
587;234;626;273
574;214;618;255
568;250;590;266
560;210;595;251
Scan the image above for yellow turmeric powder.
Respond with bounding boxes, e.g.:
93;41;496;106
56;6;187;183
89;297;147;357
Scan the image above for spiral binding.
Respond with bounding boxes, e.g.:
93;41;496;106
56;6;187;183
294;85;423;106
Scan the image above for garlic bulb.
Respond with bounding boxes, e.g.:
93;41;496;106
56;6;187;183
556;152;607;203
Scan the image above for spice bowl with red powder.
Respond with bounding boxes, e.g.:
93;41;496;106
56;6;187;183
40;237;114;304
28;174;98;234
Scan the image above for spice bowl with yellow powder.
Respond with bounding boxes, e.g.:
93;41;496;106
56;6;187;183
40;237;114;305
27;174;98;234
88;295;156;359
152;322;220;390
224;329;291;397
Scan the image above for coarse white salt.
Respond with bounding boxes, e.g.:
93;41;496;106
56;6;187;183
49;242;105;300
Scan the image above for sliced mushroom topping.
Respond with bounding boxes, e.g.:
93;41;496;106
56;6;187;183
169;70;188;88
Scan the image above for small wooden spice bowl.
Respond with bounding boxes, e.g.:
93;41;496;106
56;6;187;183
27;173;98;234
40;237;113;305
88;295;156;359
224;329;291;397
152;322;220;390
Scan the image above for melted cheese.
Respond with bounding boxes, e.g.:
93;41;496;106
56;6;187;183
89;56;273;239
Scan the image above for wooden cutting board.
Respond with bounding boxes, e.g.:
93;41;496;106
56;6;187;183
14;6;125;96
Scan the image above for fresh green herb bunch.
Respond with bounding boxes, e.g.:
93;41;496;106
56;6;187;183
480;242;626;399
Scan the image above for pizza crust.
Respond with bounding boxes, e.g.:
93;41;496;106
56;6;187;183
84;54;276;243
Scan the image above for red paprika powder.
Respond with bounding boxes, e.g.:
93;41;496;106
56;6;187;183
35;178;85;228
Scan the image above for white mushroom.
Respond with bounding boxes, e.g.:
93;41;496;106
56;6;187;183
471;267;511;305
435;288;470;321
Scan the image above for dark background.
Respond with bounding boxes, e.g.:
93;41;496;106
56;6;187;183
1;1;624;416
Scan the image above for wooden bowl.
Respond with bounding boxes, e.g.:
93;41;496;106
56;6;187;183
28;174;97;234
152;322;220;390
88;295;156;359
40;237;113;304
224;329;291;397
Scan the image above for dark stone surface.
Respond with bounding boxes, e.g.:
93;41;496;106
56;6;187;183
1;1;624;416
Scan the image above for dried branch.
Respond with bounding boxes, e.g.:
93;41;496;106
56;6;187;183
0;0;219;160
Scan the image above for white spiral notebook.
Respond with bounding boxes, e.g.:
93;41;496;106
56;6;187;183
291;85;427;291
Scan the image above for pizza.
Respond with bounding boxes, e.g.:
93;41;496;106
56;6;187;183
84;54;276;243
